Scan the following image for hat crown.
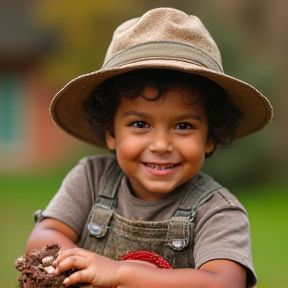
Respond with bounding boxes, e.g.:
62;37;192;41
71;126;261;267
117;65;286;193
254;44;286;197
103;7;223;70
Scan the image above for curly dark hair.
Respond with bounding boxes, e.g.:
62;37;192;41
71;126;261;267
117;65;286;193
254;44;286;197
83;69;243;157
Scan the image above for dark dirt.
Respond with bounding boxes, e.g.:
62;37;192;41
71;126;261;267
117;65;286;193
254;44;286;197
14;244;80;288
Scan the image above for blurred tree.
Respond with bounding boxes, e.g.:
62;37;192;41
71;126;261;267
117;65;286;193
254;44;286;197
31;0;144;86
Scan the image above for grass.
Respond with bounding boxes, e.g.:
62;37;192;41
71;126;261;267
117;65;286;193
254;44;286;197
0;171;66;288
0;171;287;288
235;185;288;288
235;184;288;288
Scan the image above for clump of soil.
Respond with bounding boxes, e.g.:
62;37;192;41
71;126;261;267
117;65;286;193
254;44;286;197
15;244;79;288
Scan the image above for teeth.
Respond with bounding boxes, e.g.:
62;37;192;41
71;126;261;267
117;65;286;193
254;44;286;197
146;163;174;170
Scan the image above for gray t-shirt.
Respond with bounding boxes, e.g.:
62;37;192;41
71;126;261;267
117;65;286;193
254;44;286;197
42;155;257;286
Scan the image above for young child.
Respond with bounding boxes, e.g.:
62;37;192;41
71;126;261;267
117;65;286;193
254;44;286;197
25;7;272;288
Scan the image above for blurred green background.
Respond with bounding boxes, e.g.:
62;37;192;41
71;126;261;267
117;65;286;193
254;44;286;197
1;1;287;287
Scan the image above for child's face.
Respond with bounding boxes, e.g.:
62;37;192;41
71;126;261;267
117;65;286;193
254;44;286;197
106;84;214;201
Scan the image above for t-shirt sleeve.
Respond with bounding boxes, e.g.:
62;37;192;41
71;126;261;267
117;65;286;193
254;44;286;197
193;189;257;287
42;158;94;237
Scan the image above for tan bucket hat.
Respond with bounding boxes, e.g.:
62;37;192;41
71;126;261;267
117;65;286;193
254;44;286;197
50;7;273;147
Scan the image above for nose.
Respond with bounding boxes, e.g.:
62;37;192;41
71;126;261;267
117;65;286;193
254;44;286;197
149;130;173;154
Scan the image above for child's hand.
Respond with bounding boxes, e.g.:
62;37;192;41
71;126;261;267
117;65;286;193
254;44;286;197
54;248;121;287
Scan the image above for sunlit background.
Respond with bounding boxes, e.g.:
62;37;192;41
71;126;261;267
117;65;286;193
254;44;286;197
0;1;287;287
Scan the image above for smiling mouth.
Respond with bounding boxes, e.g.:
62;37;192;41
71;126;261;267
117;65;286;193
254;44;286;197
144;163;177;170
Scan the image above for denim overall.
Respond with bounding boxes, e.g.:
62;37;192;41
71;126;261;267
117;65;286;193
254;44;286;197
79;160;222;268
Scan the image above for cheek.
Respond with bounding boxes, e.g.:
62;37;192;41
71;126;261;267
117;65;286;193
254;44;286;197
116;136;142;161
179;139;207;170
181;136;207;156
115;141;142;177
184;147;206;164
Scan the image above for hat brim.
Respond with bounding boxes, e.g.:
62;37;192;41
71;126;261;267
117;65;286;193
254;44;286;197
50;59;273;147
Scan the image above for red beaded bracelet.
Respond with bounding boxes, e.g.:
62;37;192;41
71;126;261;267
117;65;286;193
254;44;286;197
121;251;172;269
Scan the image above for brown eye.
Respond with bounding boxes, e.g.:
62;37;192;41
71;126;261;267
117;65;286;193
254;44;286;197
129;121;149;128
176;122;194;130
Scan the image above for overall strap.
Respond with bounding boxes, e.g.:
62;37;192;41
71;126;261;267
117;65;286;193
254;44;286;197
97;158;124;209
173;173;222;221
86;159;124;239
166;173;222;250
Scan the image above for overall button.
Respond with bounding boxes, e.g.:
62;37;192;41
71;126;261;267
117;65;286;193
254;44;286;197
172;239;185;249
88;222;102;236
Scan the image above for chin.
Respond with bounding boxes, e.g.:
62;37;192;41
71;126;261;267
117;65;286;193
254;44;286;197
145;185;175;195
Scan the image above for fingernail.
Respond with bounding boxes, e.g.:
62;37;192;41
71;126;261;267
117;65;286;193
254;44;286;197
63;278;69;284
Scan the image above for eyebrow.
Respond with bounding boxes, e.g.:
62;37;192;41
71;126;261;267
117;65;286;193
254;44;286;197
121;111;151;119
121;111;202;121
174;113;202;121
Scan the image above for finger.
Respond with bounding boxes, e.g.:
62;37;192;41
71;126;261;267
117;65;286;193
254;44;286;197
58;247;90;257
57;248;88;263
55;255;89;274
63;270;92;287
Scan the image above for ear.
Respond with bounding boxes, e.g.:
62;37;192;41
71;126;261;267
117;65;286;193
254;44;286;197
205;137;215;154
105;130;116;150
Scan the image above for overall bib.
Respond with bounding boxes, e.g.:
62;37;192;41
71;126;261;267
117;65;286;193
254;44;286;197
79;160;221;269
